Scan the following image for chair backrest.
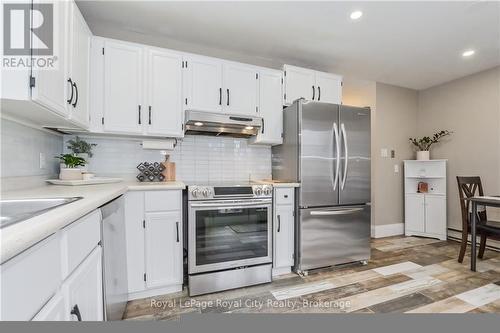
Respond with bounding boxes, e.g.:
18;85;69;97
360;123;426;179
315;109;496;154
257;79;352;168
456;176;486;231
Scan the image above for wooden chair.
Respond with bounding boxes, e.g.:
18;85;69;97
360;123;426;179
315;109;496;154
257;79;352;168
456;176;500;263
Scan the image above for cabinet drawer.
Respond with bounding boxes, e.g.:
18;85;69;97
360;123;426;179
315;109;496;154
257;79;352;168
0;234;62;320
275;188;294;205
404;161;446;178
145;190;181;212
61;210;101;279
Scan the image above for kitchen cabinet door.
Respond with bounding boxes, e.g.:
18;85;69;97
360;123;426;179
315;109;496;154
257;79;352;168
144;212;183;289
315;72;342;104
250;69;283;145
124;191;146;294
283;65;316;105
184;55;223;113
31;0;70;118
424;195;446;236
405;194;425;233
64;246;103;321
222;62;258;116
67;2;91;128
32;293;68;321
146;48;183;137
103;40;143;134
274;204;294;269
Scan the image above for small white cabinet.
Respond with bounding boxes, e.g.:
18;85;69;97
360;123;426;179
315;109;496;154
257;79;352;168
146;48;183;136
249;69;284;145
183;55;259;116
125;190;184;300
283;64;342;105
103;40;144;134
404;160;447;240
273;187;295;276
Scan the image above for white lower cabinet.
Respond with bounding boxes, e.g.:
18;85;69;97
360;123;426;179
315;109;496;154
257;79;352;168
32;293;68;321
64;246;104;321
125;190;184;300
273;187;295;276
405;194;447;240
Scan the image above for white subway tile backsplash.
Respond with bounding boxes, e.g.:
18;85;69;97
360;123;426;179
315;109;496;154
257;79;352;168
63;134;271;183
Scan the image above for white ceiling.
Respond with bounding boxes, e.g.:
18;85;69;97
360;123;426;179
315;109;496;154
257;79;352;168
77;1;500;90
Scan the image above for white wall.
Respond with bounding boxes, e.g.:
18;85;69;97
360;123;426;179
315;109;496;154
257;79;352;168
63;134;271;183
417;66;500;230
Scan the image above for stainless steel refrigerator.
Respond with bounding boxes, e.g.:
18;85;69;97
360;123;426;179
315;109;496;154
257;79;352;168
272;99;371;272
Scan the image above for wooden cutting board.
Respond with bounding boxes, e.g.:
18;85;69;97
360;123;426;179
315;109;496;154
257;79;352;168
161;161;176;181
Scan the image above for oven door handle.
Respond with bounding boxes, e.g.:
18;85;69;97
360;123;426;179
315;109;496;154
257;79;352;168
190;200;271;208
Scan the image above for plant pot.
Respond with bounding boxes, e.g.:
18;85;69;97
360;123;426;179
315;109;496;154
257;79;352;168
416;151;430;160
59;168;83;180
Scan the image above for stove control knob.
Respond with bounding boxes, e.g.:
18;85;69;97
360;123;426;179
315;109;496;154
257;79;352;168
202;188;211;197
255;187;263;196
191;188;199;198
264;187;272;196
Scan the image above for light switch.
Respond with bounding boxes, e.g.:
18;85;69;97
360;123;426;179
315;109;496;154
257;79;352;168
381;148;388;158
394;164;399;173
39;153;46;169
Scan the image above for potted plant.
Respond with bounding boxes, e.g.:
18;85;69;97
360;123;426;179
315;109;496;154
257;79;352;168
66;136;97;171
56;154;87;180
409;130;452;160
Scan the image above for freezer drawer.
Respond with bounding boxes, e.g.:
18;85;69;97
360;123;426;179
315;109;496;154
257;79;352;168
297;204;370;271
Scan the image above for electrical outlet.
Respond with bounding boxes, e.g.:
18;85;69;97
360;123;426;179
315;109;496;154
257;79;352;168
39;152;46;169
391;149;396;158
381;148;388;158
394;164;399;173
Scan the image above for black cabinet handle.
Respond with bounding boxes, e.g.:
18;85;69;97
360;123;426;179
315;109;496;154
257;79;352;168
71;82;78;107
138;105;141;124
227;88;230;106
66;78;74;104
261;118;265;134
219;88;222;105
148;106;152;125
70;304;82;321
312;86;315;100
318;86;321;101
176;222;179;242
277;215;281;232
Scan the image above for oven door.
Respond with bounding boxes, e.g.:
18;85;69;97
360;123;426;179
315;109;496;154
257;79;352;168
188;199;272;274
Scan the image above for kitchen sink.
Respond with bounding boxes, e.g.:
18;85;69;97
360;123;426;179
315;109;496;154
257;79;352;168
0;197;83;228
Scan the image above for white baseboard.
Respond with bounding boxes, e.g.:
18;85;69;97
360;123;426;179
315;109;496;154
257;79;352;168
127;284;183;301
371;223;405;238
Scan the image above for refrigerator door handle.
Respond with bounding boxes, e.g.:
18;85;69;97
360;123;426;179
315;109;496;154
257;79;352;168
333;122;340;190
310;207;364;216
340;123;349;190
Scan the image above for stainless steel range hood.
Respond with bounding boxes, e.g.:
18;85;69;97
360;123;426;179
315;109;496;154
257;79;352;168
184;110;262;138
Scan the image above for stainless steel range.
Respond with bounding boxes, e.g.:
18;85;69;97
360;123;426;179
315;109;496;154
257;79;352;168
187;183;273;296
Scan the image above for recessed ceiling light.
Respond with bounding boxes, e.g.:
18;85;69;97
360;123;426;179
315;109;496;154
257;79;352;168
194;122;203;126
462;50;475;57
245;126;254;130
350;11;363;20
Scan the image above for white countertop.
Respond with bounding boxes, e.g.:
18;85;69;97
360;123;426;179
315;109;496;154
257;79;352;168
1;181;185;264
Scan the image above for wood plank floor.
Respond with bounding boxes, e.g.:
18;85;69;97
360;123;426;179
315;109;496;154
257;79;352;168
123;237;500;320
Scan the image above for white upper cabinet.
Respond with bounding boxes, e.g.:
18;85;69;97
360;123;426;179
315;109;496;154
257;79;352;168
249;69;283;145
222;62;259;116
103;40;144;134
283;64;342;105
183;55;223;113
67;1;91;127
315;72;342;104
146;48;183;136
31;0;70;118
